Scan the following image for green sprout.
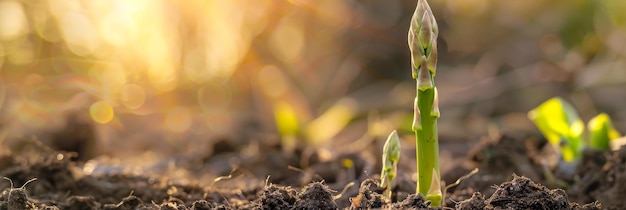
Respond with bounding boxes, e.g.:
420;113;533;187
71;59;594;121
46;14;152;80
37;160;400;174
273;101;300;153
528;97;622;164
588;113;621;151
408;0;442;206
380;130;400;200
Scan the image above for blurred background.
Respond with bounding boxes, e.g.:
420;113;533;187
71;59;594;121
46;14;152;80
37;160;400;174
0;0;625;180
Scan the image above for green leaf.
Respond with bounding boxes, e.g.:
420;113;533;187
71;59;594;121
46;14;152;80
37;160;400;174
273;102;300;152
273;101;300;137
528;97;584;161
588;113;621;151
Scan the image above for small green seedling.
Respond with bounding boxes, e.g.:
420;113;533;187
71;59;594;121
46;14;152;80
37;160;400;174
408;0;442;206
380;130;400;200
588;113;621;151
273;101;300;153
528;97;622;163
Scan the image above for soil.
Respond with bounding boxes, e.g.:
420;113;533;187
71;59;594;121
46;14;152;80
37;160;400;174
1;132;624;209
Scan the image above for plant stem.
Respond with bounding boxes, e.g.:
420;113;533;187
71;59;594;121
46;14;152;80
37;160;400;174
409;0;441;206
415;86;441;206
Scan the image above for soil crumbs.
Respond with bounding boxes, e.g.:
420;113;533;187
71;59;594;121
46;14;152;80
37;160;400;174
0;134;618;209
457;175;600;210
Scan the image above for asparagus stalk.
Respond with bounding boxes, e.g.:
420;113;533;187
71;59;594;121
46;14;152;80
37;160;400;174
408;0;442;206
380;130;401;200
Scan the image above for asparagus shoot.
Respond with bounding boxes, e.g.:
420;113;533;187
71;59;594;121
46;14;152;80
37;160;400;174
380;130;401;200
408;0;442;206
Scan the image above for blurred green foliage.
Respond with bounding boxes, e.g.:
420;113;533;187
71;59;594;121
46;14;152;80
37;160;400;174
529;97;622;162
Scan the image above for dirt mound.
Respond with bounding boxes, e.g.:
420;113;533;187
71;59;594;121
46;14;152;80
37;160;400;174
456;175;600;210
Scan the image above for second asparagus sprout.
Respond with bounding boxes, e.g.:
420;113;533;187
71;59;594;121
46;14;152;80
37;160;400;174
380;130;401;200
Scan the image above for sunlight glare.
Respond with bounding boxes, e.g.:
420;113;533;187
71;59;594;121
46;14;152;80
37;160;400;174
0;1;29;39
60;12;101;56
90;100;115;124
100;3;137;47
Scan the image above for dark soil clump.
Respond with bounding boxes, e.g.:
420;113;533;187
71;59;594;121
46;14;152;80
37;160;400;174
455;192;486;210
254;184;297;209
488;175;569;209
460;175;601;210
584;146;626;209
349;179;387;209
392;193;434;209
1;186;36;210
294;182;338;209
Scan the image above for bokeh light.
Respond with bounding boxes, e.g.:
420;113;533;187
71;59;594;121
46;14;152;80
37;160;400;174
0;0;623;162
89;101;114;124
0;1;29;39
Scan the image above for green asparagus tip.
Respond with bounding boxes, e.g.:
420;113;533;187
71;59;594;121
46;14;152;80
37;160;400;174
409;0;439;77
381;130;401;199
383;130;401;163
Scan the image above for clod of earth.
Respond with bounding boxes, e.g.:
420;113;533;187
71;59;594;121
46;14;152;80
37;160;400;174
349;179;387;209
454;192;486;210
488;175;572;209
293;182;338;209
1;186;36;210
254;184;297;209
